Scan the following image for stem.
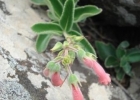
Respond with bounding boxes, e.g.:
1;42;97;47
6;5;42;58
60;73;69;87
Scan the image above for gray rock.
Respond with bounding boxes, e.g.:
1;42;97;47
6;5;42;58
87;0;140;26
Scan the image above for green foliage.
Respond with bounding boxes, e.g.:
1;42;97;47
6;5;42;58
95;41;116;60
60;0;74;32
32;23;63;35
95;40;140;81
31;0;102;86
74;5;102;22
36;34;52;53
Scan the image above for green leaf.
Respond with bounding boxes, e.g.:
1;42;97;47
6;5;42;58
105;56;119;68
60;0;74;32
122;63;131;74
120;56;128;67
59;0;79;5
59;0;66;5
118;41;129;49
32;23;63;36
72;23;82;33
116;69;125;81
127;52;140;63
116;47;126;58
31;0;46;5
47;0;63;18
36;34;52;53
95;41;116;61
68;30;96;55
47;10;59;21
74;5;102;22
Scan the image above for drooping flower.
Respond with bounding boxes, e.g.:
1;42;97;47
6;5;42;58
83;57;111;85
72;85;84;100
43;68;50;77
51;72;63;86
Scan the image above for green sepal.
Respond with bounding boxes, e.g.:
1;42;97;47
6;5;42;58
60;0;74;32
47;61;56;70
51;42;63;52
68;30;96;55
53;63;61;72
95;41;116;61
36;34;52;53
105;56;119;68
77;49;86;59
68;74;78;85
47;61;61;72
74;5;102;22
31;23;63;36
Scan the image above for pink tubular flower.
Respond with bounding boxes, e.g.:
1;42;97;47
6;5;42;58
72;85;84;100
51;72;63;86
43;68;50;77
83;57;111;85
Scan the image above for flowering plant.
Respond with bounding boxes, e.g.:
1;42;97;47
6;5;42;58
31;0;111;99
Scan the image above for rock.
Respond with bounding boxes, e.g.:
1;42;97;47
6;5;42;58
0;0;134;100
82;0;140;26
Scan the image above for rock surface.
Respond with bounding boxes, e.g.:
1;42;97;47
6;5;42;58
0;0;133;100
85;0;140;26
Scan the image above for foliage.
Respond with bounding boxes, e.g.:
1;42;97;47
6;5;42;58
95;41;140;81
31;0;109;99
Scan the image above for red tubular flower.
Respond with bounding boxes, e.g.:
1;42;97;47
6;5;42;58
43;68;50;77
83;57;111;85
51;72;63;86
72;85;84;100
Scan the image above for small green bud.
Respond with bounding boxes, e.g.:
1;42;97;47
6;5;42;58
62;55;72;66
63;41;69;48
68;51;76;64
51;42;63;52
68;74;78;85
74;36;84;42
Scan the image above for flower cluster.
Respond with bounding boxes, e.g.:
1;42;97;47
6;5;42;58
42;34;111;100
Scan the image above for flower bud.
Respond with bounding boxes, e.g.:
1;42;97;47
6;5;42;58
73;36;83;42
43;68;49;77
83;57;111;85
51;72;63;86
51;42;63;52
72;85;84;100
63;41;69;48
